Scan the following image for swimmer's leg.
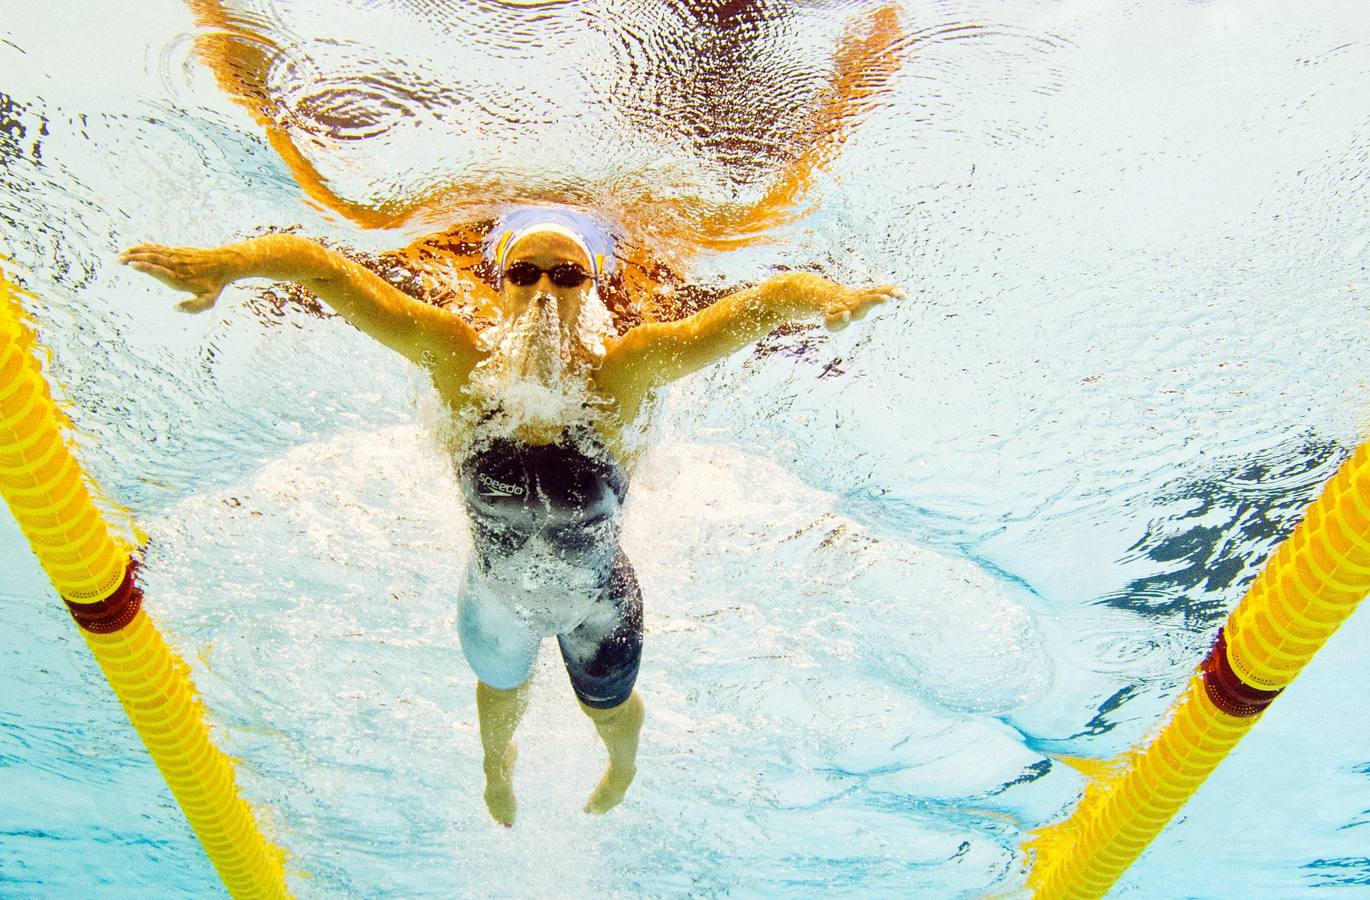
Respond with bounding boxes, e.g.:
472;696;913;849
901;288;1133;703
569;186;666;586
580;691;644;815
458;570;539;825
557;552;645;814
476;680;530;827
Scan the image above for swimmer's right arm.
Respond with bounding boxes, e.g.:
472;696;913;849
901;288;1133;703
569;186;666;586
118;235;482;372
601;272;902;391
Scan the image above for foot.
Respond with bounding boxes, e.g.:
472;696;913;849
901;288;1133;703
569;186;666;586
483;744;518;826
584;762;636;815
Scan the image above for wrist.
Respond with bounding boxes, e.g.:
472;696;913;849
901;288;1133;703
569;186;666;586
224;234;325;282
763;271;826;320
217;242;257;281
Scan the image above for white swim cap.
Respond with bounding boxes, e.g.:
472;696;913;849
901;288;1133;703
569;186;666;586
493;222;604;279
487;206;616;280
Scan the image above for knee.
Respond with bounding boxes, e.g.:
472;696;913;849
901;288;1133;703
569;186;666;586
470;656;534;692
479;679;529;698
579;689;642;723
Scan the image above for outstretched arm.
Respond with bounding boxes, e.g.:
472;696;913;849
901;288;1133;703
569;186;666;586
119;235;482;373
598;273;900;402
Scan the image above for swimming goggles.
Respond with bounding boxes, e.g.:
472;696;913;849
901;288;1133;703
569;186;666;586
503;261;592;289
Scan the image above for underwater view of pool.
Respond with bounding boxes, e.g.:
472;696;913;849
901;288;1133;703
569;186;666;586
2;1;1369;896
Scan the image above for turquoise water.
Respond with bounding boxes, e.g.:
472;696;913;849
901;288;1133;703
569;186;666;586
3;1;1370;896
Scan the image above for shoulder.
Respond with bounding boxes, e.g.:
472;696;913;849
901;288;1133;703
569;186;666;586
590;334;663;430
426;340;489;405
596;326;666;392
601;320;682;369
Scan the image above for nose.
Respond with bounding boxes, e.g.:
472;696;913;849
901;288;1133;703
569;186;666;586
517;271;559;290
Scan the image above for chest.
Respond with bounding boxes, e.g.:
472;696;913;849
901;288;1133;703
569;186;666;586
459;437;628;547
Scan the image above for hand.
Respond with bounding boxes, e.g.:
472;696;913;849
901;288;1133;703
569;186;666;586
817;281;903;331
778;273;902;331
117;243;239;313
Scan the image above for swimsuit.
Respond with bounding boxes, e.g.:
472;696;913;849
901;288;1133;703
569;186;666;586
457;429;642;709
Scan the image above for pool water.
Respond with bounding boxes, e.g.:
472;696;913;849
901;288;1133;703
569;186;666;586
2;1;1369;896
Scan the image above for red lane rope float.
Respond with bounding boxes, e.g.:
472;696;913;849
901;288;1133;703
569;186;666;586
64;559;144;634
1200;628;1283;717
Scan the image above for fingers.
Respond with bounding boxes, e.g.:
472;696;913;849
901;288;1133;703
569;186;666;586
118;243;208;272
119;244;223;306
124;260;180;285
117;243;166;261
823;308;855;331
119;246;182;285
852;283;905;312
821;282;905;331
117;244;179;271
854;285;902;308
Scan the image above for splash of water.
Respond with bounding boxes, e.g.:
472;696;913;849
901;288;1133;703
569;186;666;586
460;287;617;444
480;531;612;635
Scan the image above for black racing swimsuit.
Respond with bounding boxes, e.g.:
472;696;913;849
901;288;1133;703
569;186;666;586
459;430;642;709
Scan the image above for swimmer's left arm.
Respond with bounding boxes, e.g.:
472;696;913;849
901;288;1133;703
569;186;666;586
600;273;900;394
119;236;484;375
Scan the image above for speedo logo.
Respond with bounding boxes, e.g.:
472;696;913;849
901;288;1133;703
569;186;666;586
477;472;526;498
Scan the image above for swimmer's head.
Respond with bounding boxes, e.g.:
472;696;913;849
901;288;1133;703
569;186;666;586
465;223;615;435
498;224;595;314
488;222;615;367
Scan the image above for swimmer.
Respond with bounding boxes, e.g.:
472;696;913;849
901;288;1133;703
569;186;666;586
137;0;909;828
118;212;900;825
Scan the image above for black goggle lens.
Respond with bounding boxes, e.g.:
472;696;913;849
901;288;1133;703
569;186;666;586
504;261;590;288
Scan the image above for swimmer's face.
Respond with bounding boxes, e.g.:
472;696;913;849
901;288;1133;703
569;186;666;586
500;231;594;328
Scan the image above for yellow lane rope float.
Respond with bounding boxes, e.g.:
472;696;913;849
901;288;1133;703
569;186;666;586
0;265;289;899
1025;442;1370;898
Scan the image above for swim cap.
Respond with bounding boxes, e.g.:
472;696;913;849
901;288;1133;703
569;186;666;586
488;207;616;280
